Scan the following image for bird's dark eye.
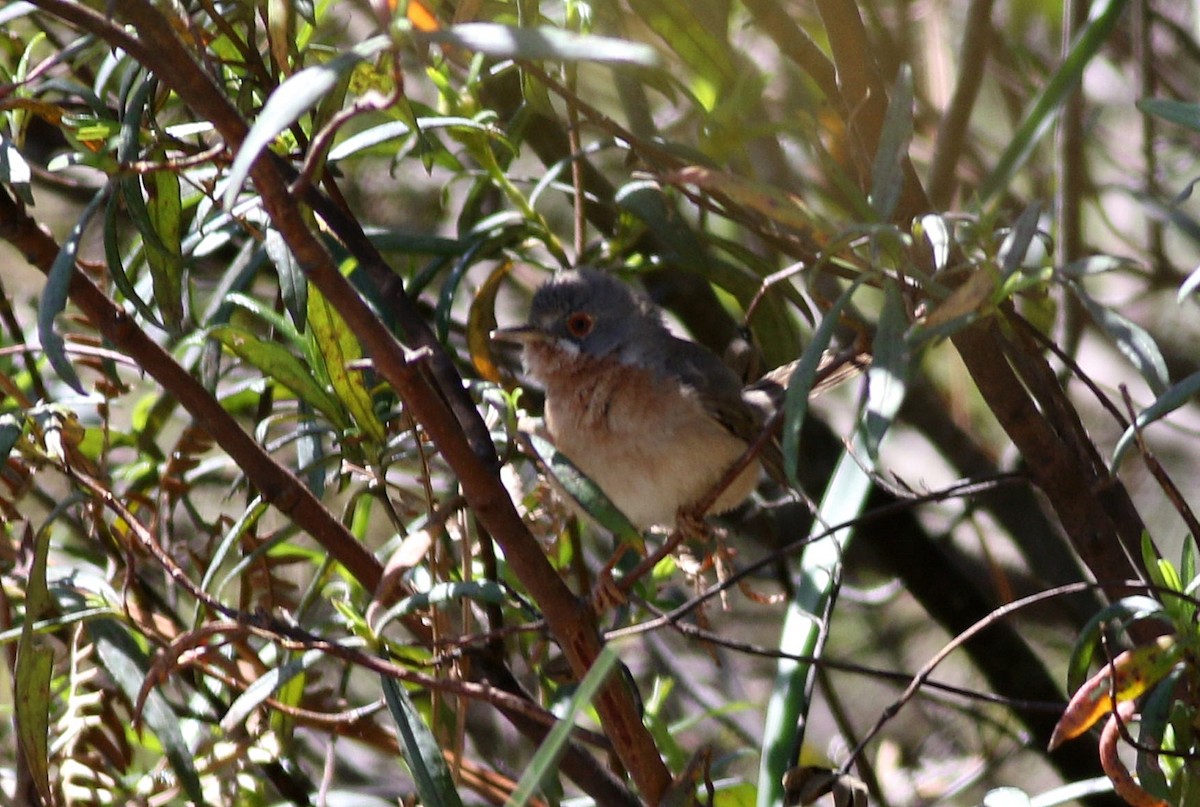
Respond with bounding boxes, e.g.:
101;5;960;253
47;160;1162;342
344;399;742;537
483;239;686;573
566;311;594;338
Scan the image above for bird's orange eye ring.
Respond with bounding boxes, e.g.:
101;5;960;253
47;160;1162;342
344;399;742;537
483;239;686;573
566;311;594;338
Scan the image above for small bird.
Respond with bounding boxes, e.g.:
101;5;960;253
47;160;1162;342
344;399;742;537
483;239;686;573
492;268;800;530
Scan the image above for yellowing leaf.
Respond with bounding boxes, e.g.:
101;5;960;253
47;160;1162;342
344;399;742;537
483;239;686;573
1049;635;1180;750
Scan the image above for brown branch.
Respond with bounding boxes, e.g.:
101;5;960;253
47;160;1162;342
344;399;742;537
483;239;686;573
952;317;1147;593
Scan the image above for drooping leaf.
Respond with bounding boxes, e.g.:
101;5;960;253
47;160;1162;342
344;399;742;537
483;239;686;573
380;674;465;807
1050;635;1180;750
1066;279;1169;395
39;188;108;393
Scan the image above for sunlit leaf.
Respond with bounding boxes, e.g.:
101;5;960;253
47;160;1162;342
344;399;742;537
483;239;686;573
1050;635;1180;750
307;286;385;443
223;36;390;208
210;324;348;429
421;23;659;67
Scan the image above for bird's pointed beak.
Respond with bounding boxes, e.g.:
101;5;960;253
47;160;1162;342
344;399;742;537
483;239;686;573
490;324;546;344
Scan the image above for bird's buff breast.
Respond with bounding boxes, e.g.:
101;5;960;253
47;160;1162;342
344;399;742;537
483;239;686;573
524;343;759;529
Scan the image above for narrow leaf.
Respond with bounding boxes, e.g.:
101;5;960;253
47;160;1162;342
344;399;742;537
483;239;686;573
39;188;107;393
1111;368;1200;468
1067;595;1167;693
143;167;186;330
1138;97;1200;134
526;433;646;552
1067;279;1169;395
307;286;385;443
868;66;914;221
977;0;1127;205
380;674;466;807
861;281;908;459
782;277;866;486
506;645;621;806
422;23;659;67
998;201;1043;280
15;524;54;806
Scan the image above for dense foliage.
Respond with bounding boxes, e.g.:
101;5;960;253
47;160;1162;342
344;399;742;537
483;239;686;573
2;0;1200;805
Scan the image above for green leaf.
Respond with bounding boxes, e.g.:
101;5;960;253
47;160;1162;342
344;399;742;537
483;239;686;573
976;0;1127;205
380;674;465;807
15;524;54;806
861;281;908;459
868;65;913;221
221;648;324;732
623;0;733;86
223;37;390;208
782;276;866;486
1111;368;1200;468
1065;594;1166;692
759;428;880;807
997;201;1043;281
209;324;348;429
506;644;621;806
1138;97;1200;134
88;617;205;805
421;23;659;68
264;227;308;330
1066;279;1169;395
39;187;108;393
143;167;186;331
307;286;385;443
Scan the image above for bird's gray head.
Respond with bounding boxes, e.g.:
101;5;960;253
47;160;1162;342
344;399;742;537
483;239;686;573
499;269;668;360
